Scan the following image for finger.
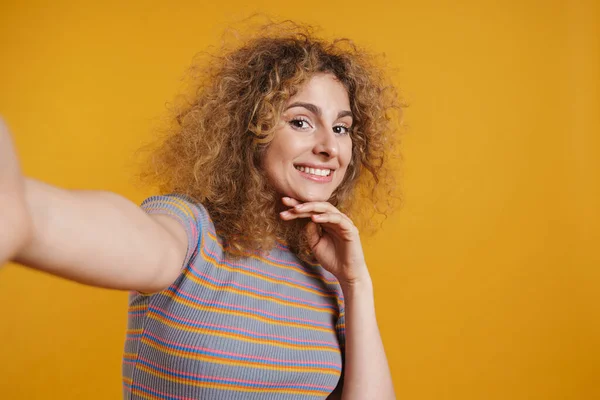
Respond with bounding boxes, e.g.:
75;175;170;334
280;209;351;221
311;212;357;237
280;208;354;224
293;201;341;214
279;210;321;220
281;197;301;207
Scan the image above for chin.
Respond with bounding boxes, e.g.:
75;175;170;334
292;191;332;203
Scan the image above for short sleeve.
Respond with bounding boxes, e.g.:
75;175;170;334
140;194;205;267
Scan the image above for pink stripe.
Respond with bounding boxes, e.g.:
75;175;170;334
149;308;337;346
170;287;330;326
137;356;335;390
202;245;333;294
189;263;333;309
205;230;323;276
128;380;196;400
202;220;341;288
143;330;340;367
274;241;288;251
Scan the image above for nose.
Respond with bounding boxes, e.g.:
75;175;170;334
312;127;339;159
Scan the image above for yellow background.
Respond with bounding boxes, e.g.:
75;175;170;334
1;0;598;399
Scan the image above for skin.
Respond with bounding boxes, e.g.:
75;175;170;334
269;74;395;399
263;73;368;285
0;73;395;399
0;119;32;263
262;73;353;204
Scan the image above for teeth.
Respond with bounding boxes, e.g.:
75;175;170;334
295;165;331;176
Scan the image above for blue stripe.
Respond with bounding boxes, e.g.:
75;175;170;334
126;381;186;400
143;332;341;370
148;307;339;349
186;263;337;312
164;287;332;329
136;357;333;392
204;229;326;274
201;242;336;296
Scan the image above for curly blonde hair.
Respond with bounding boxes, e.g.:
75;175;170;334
140;21;402;258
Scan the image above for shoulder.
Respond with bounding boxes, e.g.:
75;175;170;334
141;194;216;268
141;194;211;224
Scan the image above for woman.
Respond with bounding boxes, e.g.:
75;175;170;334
0;22;399;399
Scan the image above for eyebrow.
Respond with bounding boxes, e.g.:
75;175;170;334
285;102;353;120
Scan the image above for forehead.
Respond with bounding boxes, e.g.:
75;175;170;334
288;73;350;107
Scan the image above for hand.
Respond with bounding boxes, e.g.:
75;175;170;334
279;197;369;286
0;118;32;264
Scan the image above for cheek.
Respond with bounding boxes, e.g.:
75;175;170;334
337;143;354;180
266;131;297;162
341;141;353;167
261;142;291;187
263;136;288;166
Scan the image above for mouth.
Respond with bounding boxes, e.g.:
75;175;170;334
294;165;333;177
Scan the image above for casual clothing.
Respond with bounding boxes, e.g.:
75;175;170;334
123;194;345;399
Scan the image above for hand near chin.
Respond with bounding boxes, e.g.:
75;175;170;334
279;197;369;287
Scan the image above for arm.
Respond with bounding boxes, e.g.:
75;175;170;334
280;197;396;399
337;275;395;400
15;179;188;292
326;274;394;400
1;119;188;293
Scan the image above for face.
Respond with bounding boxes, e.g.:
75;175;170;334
262;73;353;203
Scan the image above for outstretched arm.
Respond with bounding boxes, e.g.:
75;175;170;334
1;119;188;293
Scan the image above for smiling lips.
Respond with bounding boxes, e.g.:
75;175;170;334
294;164;334;182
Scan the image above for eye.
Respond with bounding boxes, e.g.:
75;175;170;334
333;125;351;135
289;118;312;130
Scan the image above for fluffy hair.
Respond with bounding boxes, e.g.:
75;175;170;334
139;21;402;258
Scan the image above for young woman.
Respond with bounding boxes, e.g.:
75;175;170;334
0;23;399;399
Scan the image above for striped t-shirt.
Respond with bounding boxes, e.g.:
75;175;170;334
123;194;346;399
